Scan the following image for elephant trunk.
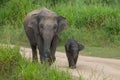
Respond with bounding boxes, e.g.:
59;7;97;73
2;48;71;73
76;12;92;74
43;31;53;59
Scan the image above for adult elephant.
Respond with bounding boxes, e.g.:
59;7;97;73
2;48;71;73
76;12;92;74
23;8;67;64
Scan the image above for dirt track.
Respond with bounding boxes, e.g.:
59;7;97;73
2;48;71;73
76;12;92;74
20;47;120;80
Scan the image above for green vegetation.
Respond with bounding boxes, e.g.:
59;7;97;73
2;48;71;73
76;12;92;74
0;0;120;47
57;5;120;46
0;1;120;79
0;0;120;59
82;46;120;58
0;46;73;80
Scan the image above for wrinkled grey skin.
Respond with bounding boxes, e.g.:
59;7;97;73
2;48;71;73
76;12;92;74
65;39;84;69
24;8;67;64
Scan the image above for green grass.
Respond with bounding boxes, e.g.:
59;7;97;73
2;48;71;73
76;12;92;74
0;46;22;80
0;25;28;46
0;0;120;46
57;46;120;59
17;63;72;80
0;46;76;80
82;46;120;59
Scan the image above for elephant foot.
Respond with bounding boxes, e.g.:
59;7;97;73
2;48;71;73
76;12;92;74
69;65;76;69
32;58;38;62
41;58;52;66
40;56;56;66
51;56;56;62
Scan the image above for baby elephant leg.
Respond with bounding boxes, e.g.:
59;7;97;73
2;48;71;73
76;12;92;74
74;55;78;65
67;55;76;69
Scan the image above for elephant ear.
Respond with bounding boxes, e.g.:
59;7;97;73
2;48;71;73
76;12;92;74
78;43;84;51
65;42;70;51
57;16;67;35
27;14;40;34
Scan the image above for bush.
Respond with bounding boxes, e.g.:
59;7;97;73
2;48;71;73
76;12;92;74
0;46;21;79
0;0;120;46
56;5;120;46
0;46;73;80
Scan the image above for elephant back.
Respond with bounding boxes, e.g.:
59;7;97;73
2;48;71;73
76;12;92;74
24;8;57;27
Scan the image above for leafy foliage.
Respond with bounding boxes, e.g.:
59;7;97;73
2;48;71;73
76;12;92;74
0;0;120;46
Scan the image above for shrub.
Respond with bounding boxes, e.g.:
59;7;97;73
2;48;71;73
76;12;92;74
0;46;73;80
0;46;21;79
0;0;120;46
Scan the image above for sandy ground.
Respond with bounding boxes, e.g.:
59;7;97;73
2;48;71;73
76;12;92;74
20;47;120;80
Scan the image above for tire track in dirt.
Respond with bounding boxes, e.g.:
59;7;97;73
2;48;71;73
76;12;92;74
20;47;120;80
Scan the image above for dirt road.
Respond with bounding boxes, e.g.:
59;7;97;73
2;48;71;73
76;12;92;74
20;47;120;80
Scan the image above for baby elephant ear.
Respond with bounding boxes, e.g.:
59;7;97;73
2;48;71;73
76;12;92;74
57;16;67;34
78;44;84;51
65;43;70;51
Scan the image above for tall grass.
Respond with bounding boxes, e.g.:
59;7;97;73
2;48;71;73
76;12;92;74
0;0;120;46
0;25;28;46
0;46;21;79
54;4;120;46
0;46;73;80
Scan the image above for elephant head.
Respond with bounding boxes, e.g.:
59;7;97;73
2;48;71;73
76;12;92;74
38;16;67;63
67;40;84;58
25;8;67;64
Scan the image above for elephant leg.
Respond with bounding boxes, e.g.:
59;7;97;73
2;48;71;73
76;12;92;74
68;58;76;69
30;44;38;62
38;49;44;64
40;54;44;63
26;28;38;62
66;53;76;69
74;55;78;66
50;36;59;62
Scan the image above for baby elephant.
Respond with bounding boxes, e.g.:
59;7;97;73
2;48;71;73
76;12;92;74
65;39;84;69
